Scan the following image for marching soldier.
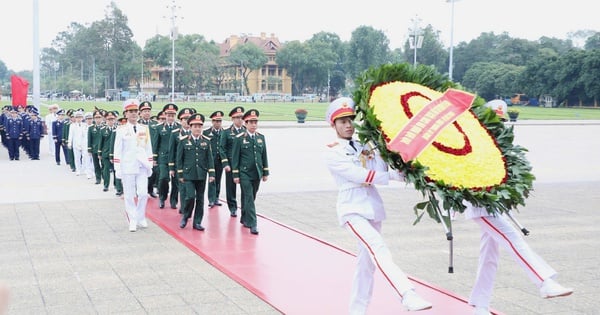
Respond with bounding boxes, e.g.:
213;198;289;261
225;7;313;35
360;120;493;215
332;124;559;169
153;103;181;209
204;110;225;208
176;113;215;231
113;99;153;232
169;107;195;213
3;107;24;160
62;109;76;172
88;110;105;184
98;111;119;192
220;106;245;217
231;109;269;235
52;109;69;165
138;101;158;198
26;107;44;160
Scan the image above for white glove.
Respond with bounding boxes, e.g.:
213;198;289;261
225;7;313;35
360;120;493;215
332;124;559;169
389;170;406;182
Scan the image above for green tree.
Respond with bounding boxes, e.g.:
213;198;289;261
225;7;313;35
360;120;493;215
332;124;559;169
276;41;311;95
346;26;391;80
403;25;447;72
462;62;523;100
228;43;268;96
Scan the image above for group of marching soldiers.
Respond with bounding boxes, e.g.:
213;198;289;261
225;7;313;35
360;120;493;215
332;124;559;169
50;100;268;235
0;105;46;161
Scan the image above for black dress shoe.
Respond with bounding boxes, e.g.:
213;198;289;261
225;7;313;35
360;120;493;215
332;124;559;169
159;200;165;209
250;227;259;235
193;224;205;231
179;218;188;228
207;203;214;208
149;192;158;198
230;212;237;217
170;204;177;209
115;191;123;196
95;180;101;185
103;187;108;192
215;202;222;206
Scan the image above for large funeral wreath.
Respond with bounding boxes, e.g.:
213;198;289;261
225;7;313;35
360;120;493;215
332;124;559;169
352;63;535;225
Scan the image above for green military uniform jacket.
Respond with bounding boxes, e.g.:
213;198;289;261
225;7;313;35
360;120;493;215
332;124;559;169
87;123;103;154
176;134;215;180
220;125;245;168
98;125;117;159
231;131;269;180
152;121;181;165
169;127;191;171
203;127;222;164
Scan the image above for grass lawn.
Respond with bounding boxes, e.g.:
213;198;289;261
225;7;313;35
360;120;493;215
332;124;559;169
2;99;600;121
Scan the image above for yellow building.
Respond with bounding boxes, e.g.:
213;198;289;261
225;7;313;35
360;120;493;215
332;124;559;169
219;33;292;97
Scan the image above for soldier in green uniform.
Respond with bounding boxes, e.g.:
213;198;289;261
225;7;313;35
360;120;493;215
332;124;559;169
88;109;105;184
204;110;225;208
231;109;269;235
153;103;181;209
176;113;215;231
220;106;245;217
138;101;158;198
62;109;76;172
169;108;195;213
98;111;118;192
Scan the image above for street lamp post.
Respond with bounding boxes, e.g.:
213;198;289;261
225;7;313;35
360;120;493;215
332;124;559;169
409;15;423;68
447;0;459;81
166;0;181;102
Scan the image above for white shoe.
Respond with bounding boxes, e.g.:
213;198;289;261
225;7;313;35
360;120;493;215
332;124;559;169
473;306;491;315
402;290;432;311
138;219;148;228
540;278;573;298
129;221;137;232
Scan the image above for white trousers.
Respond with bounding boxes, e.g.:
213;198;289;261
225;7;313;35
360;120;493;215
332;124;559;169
47;134;55;155
468;214;556;308
122;173;149;225
73;147;84;174
344;214;414;315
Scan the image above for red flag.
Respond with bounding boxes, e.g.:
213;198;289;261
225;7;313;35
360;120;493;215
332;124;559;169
11;74;29;107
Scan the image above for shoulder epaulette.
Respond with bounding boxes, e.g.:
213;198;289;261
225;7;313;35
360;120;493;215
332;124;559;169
235;132;245;138
171;128;180;133
202;134;211;140
178;134;188;141
327;142;339;148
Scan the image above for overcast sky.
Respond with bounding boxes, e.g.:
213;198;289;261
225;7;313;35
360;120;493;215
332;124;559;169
2;0;599;72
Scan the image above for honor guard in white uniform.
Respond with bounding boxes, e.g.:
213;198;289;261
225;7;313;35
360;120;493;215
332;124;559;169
113;99;154;232
464;202;573;315
323;97;432;314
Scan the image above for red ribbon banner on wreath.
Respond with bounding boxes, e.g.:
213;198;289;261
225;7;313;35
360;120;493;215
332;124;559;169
386;88;475;162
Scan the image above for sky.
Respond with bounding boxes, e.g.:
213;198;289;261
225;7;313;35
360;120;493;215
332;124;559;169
2;0;599;72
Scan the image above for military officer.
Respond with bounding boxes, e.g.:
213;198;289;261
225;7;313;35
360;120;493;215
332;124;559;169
169;107;195;213
204;110;225;208
138;101;158;197
220;106;246;217
98;111;119;192
88;110;105;184
62;109;76;172
176;113;215;231
3;107;24;160
26;107;44;160
52;109;68;165
231;109;269;235
153;103;181;209
113;99;154;232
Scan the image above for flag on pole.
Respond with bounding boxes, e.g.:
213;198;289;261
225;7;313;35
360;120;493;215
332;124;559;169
11;75;29;107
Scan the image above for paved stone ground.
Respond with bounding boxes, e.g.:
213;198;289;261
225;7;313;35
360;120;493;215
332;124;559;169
1;120;599;314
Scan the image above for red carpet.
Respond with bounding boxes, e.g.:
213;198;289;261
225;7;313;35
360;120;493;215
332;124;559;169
146;199;503;315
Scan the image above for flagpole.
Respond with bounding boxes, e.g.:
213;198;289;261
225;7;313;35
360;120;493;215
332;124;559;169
33;0;41;109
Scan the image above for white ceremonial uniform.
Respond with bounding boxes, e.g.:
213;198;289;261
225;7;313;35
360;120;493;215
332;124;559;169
113;122;154;228
464;201;557;308
324;138;413;315
68;121;87;175
45;112;56;155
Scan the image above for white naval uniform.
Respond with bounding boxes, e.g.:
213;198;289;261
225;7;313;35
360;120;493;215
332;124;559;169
464;202;557;308
68;122;90;176
113;123;154;227
324;138;413;315
45;112;56;155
